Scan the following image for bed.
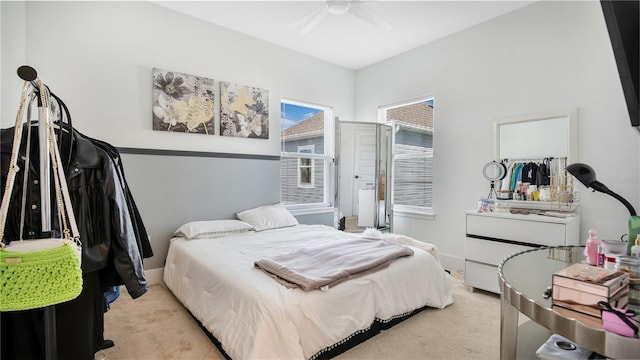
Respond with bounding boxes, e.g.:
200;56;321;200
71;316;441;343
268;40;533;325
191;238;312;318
163;205;453;359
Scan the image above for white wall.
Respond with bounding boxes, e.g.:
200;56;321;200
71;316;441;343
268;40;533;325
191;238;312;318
0;1;26;125
1;1;355;157
355;1;640;270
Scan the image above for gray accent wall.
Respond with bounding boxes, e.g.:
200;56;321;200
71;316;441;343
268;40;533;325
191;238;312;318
120;150;335;270
120;151;281;270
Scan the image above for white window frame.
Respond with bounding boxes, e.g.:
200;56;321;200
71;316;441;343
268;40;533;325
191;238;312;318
280;99;335;212
297;145;315;188
380;96;435;217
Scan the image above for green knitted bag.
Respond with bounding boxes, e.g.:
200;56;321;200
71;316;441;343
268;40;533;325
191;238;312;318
0;241;82;311
0;80;83;312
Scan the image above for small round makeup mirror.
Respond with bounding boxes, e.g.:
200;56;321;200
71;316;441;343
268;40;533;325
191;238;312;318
483;161;506;199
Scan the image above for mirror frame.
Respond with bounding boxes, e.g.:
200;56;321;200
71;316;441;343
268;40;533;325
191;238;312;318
493;108;578;163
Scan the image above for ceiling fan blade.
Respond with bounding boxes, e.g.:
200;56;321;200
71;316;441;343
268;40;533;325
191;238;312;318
300;6;329;34
289;4;325;31
349;2;392;30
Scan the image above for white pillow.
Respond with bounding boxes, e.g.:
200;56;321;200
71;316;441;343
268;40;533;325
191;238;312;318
174;220;255;239
236;204;298;231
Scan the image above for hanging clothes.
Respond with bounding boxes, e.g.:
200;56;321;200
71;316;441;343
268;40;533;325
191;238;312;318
0;124;149;291
75;130;153;260
536;158;551;186
500;158;554;189
521;161;538;184
510;162;524;191
500;162;514;192
0;121;150;358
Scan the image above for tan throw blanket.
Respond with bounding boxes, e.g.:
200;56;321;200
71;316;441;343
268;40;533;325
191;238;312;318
254;238;414;291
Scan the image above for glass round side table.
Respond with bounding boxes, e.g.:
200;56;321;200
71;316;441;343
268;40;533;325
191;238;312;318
498;245;639;359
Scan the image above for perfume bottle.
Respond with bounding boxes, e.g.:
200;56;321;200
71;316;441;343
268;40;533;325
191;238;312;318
584;229;600;266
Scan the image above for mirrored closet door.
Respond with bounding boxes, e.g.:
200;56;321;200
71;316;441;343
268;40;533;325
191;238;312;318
337;121;392;231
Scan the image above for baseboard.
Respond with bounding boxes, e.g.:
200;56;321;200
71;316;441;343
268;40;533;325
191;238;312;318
145;268;164;285
439;253;465;273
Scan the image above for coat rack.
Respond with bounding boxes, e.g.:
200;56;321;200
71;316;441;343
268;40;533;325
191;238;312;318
17;65;57;360
17;65;53;232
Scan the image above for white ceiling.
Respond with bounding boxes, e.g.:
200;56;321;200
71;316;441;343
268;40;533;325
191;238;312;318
155;1;535;70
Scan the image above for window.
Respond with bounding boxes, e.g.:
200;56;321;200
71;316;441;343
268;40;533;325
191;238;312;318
297;145;315;187
381;98;434;213
280;99;334;208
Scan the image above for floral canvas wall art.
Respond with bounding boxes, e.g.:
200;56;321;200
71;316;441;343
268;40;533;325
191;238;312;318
220;81;269;139
152;68;215;134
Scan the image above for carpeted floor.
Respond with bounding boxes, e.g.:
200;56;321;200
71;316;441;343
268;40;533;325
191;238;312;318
344;216;367;233
101;271;501;360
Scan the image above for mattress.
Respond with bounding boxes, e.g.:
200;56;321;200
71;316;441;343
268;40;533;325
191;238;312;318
163;224;453;359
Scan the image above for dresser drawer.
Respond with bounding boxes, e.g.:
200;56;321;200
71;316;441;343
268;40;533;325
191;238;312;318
463;211;579;295
466;214;566;246
464;237;533;266
464;260;501;293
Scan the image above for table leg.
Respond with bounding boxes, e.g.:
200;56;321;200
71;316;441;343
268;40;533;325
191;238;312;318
500;292;519;360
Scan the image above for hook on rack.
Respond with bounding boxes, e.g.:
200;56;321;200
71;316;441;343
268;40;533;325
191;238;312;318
14;64;58;360
17;65;44;102
17;65;38;82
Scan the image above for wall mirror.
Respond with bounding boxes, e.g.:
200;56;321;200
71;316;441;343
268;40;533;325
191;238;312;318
494;108;578;163
493;108;578;209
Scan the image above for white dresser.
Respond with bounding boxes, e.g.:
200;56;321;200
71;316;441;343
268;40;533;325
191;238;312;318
464;210;580;294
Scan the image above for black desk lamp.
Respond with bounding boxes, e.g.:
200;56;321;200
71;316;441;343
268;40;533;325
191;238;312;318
566;163;637;216
566;162;639;254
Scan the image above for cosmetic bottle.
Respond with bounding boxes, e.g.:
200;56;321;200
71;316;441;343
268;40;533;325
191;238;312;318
584;229;600;266
597;243;605;267
631;235;640;258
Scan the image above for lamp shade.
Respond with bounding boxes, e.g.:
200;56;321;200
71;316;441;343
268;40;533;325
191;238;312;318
566;163;610;193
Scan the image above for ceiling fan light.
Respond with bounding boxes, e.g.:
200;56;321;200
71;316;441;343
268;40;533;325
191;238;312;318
328;1;351;15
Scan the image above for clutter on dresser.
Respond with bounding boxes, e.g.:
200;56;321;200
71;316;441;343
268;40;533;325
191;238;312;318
504;207;576;219
476;197;495;213
485;157;580;213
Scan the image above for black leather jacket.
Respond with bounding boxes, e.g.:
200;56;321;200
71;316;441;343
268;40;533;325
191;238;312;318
1;125;148;299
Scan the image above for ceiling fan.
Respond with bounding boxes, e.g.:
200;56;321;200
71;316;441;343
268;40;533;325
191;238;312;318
292;1;392;34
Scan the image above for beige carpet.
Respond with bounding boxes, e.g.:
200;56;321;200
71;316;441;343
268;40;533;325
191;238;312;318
102;271;501;360
344;216;366;233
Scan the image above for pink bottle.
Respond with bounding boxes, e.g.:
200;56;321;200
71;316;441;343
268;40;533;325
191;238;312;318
584;229;600;266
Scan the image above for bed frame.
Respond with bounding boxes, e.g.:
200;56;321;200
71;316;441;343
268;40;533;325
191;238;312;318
190;305;429;359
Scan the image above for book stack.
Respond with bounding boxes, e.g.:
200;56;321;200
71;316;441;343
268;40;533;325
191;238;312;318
552;263;630;320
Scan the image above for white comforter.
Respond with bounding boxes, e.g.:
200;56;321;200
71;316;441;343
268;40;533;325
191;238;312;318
163;224;453;359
